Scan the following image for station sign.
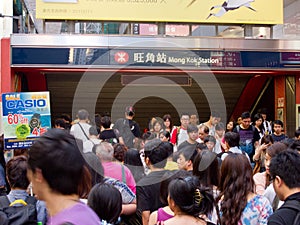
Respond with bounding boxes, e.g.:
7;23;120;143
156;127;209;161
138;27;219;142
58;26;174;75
2;92;52;149
36;0;283;25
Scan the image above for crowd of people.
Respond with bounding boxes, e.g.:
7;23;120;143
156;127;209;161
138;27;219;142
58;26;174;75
0;106;299;225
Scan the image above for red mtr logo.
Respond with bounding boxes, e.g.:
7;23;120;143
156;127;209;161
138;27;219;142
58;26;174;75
114;51;129;64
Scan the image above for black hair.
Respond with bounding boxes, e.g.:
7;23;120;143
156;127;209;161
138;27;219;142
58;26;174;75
89;126;99;136
215;122;225;131
168;176;214;218
260;134;274;145
199;124;209;134
160;170;190;204
163;114;173;130
187;124;198;133
54;118;66;129
142;131;156;142
160;130;171;141
253;113;263;122
83;153;104;187
178;148;198;163
241;111;251;120
204;135;216;144
88;183;122;224
28;129;90;196
224;132;240;147
144;140;169;168
6;156;29;189
100;116;112;129
272;120;284;128
288;139;300;152
269;150;300;188
193;150;219;188
124;148;145;182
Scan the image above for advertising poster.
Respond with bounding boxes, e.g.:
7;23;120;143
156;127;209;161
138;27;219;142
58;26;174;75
36;0;283;25
2;92;51;149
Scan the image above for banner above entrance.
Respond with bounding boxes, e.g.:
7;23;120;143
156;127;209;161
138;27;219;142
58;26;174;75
36;0;283;24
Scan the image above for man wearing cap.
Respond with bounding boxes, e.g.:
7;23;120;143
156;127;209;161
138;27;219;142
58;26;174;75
113;106;141;148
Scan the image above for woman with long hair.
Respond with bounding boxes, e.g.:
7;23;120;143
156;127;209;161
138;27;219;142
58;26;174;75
217;153;272;225
163;176;215;225
163;114;174;133
253;142;287;195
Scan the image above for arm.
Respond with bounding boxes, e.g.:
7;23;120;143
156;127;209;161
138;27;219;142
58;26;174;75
121;202;137;215
142;210;151;225
148;211;158;225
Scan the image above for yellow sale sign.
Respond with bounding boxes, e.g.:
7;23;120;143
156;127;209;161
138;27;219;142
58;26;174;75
36;0;283;24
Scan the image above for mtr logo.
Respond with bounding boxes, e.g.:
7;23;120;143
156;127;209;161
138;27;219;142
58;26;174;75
114;51;129;64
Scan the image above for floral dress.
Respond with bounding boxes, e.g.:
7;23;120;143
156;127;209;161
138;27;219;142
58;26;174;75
217;195;273;225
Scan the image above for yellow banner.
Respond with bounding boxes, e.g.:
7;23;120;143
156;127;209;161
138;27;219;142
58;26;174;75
36;0;283;24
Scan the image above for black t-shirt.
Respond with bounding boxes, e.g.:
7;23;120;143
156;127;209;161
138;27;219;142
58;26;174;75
271;133;287;142
268;192;300;225
136;170;167;213
99;129;119;144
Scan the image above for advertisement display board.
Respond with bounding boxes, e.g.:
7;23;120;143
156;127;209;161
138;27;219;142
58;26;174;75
2;92;51;149
36;0;283;25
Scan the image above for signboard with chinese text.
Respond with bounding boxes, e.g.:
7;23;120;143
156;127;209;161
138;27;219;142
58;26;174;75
110;49;242;67
36;0;283;25
2;92;52;149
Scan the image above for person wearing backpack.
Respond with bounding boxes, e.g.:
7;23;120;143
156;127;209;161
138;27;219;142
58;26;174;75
267;150;300;225
0;155;47;225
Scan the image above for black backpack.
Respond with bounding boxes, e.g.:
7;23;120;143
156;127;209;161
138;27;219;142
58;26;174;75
280;200;300;225
0;196;37;225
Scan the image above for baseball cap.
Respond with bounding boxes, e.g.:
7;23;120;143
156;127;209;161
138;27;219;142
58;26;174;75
125;106;135;115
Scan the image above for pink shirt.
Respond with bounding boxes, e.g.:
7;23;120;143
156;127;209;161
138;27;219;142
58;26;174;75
102;161;136;194
253;171;267;195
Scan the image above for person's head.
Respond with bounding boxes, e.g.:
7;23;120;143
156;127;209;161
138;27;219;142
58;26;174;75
27;129;91;200
89;126;99;137
153;120;163;133
54;118;66;129
241;111;251;129
125;106;135;117
253;113;263;127
95;142;114;162
159;170;191;205
204;135;216;151
144;139;169;168
7;156;30;190
189;114;199;126
272;120;284;135
124;148;143;167
210;111;220;125
177;148;198;171
224;131;240;148
77;109;89;121
142;131;156;144
113;143;127;162
193;150;219;187
215;122;225;137
265;142;287;175
180;113;190;129
226;120;235;132
269;150;300;201
218;153;253;225
237;117;242;125
88;183;122;224
159;130;171;142
257;108;268;121
187;124;199;142
100;116;112;129
198;124;209;141
163;114;173;130
260;134;274;146
288;139;300;153
168;176;214;218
